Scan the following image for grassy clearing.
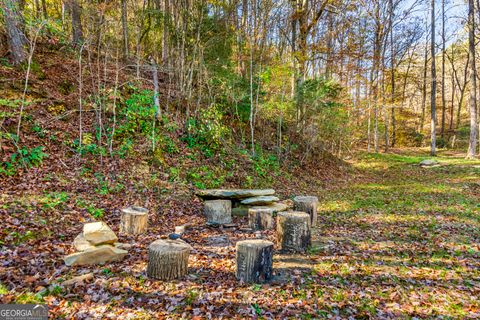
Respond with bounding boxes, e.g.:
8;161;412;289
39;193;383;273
314;151;480;318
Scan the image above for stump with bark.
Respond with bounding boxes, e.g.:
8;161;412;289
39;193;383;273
276;211;311;252
293;196;318;227
248;208;274;230
204;200;232;224
120;206;149;234
236;239;274;283
147;239;192;280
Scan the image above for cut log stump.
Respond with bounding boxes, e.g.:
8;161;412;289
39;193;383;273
277;211;311;252
236;239;274;283
120;206;149;234
147;239;192;280
248;208;274;230
293;196;318;227
204;200;232;224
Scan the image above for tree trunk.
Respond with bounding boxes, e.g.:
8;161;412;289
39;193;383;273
440;0;446;139
430;0;437;156
420;38;428;136
152;59;161;119
70;0;83;47
236;239;274;283
293;196;318;227
276;211;311;252
121;0;129;59
1;0;27;65
41;0;47;19
467;0;478;158
248;208;274;230
120;206;148;235
147;239;192;280
204;200;232;225
389;0;396;147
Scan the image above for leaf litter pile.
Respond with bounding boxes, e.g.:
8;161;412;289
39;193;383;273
1;152;479;319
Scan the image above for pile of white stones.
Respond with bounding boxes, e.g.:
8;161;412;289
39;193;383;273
64;222;129;266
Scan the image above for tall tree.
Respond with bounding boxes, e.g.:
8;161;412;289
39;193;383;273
389;0;396;148
69;0;83;47
440;0;446;140
430;0;437;156
466;0;477;158
121;0;129;59
1;0;27;65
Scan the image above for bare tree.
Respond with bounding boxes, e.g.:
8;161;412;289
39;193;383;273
121;0;129;59
466;0;477;158
430;0;437;156
440;0;446;140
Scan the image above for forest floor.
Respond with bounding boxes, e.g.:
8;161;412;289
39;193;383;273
1;149;479;319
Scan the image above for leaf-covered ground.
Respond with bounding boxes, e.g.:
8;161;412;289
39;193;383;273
1;150;479;319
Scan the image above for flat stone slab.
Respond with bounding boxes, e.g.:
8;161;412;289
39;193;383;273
419;159;439;167
64;245;127;266
241;196;280;205
232;202;288;217
196;189;275;200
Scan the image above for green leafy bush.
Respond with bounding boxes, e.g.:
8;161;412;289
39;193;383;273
183;104;230;157
1;146;48;176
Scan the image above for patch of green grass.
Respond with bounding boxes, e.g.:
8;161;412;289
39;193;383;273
41;191;69;209
15;292;44;304
9;230;37;245
0;283;8;295
184;289;199;306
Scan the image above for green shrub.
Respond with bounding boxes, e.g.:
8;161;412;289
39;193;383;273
1;146;47;176
183;104;230;157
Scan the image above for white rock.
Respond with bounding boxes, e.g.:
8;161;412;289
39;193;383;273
83;222;118;245
73;233;95;251
64;245;127;266
419;159;439;166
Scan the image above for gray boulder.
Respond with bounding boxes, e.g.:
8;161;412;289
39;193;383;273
233;202;288;217
419;159;439;167
241;196;280;205
196;189;275;200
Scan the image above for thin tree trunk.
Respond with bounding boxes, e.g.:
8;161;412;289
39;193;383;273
389;0;396;147
440;0;446;140
420;37;428;135
430;0;437;156
121;0;129;59
467;0;477;158
41;0;47;19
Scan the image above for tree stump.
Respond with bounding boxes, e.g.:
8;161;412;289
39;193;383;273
276;211;311;252
248;208;274;230
147;239;192;280
204;200;232;224
120;206;149;234
236;239;274;283
293;196;318;227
